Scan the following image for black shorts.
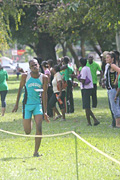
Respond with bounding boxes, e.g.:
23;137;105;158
81;89;93;109
49;91;66;110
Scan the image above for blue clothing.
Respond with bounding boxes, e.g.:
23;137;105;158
107;88;120;119
0;90;8;107
23;73;43;119
23;104;43;119
23;73;43;105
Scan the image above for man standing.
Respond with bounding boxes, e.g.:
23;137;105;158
12;59;49;157
16;63;21;79
0;65;8;116
79;57;100;126
60;56;74;113
87;55;103;108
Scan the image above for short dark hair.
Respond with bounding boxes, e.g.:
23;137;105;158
29;59;38;65
88;55;93;59
79;58;87;66
34;57;42;65
41;61;48;68
53;65;60;72
47;59;54;67
63;56;70;64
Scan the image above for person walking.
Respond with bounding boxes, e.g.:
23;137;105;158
78;58;100;126
47;59;62;120
12;59;49;157
49;65;66;121
87;55;103;108
0;65;8;116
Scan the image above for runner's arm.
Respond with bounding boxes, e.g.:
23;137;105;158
42;75;50;123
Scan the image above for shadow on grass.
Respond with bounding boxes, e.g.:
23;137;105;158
0;156;32;161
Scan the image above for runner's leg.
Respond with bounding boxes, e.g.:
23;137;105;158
34;114;43;156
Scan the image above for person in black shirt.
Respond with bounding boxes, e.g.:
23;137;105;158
106;52;120;128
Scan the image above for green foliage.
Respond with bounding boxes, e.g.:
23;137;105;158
0;0;119;55
82;0;119;32
36;0;118;50
0;0;24;50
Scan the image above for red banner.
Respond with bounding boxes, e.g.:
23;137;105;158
17;50;25;55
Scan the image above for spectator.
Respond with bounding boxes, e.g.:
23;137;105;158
105;52;120;128
47;59;54;77
41;61;53;117
47;59;62;120
49;65;66;121
101;51;116;127
0;65;8;116
87;55;103;108
101;51;109;75
16;63;21;79
41;61;51;84
78;58;100;126
60;56;75;113
57;58;62;65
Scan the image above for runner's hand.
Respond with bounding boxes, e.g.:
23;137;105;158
12;104;18;112
44;113;50;123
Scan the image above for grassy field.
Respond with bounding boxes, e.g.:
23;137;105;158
0;75;120;180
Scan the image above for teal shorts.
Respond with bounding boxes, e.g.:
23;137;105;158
23;104;43;119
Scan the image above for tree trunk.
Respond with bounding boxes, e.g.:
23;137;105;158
116;30;120;52
61;43;67;56
90;40;102;57
81;38;85;57
34;33;57;63
67;43;79;68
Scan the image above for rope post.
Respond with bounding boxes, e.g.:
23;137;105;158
75;128;79;180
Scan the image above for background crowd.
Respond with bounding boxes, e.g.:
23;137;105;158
0;50;120;128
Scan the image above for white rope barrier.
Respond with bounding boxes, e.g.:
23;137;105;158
71;131;120;166
0;128;72;137
0;128;120;166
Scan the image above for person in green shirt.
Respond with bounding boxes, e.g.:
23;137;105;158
87;55;103;108
0;65;8;116
60;56;74;113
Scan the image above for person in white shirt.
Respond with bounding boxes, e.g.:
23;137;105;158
48;65;66;121
78;58;100;126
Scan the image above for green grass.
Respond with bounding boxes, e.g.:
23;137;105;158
0;75;120;180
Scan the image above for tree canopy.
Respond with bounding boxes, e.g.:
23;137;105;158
0;0;120;60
